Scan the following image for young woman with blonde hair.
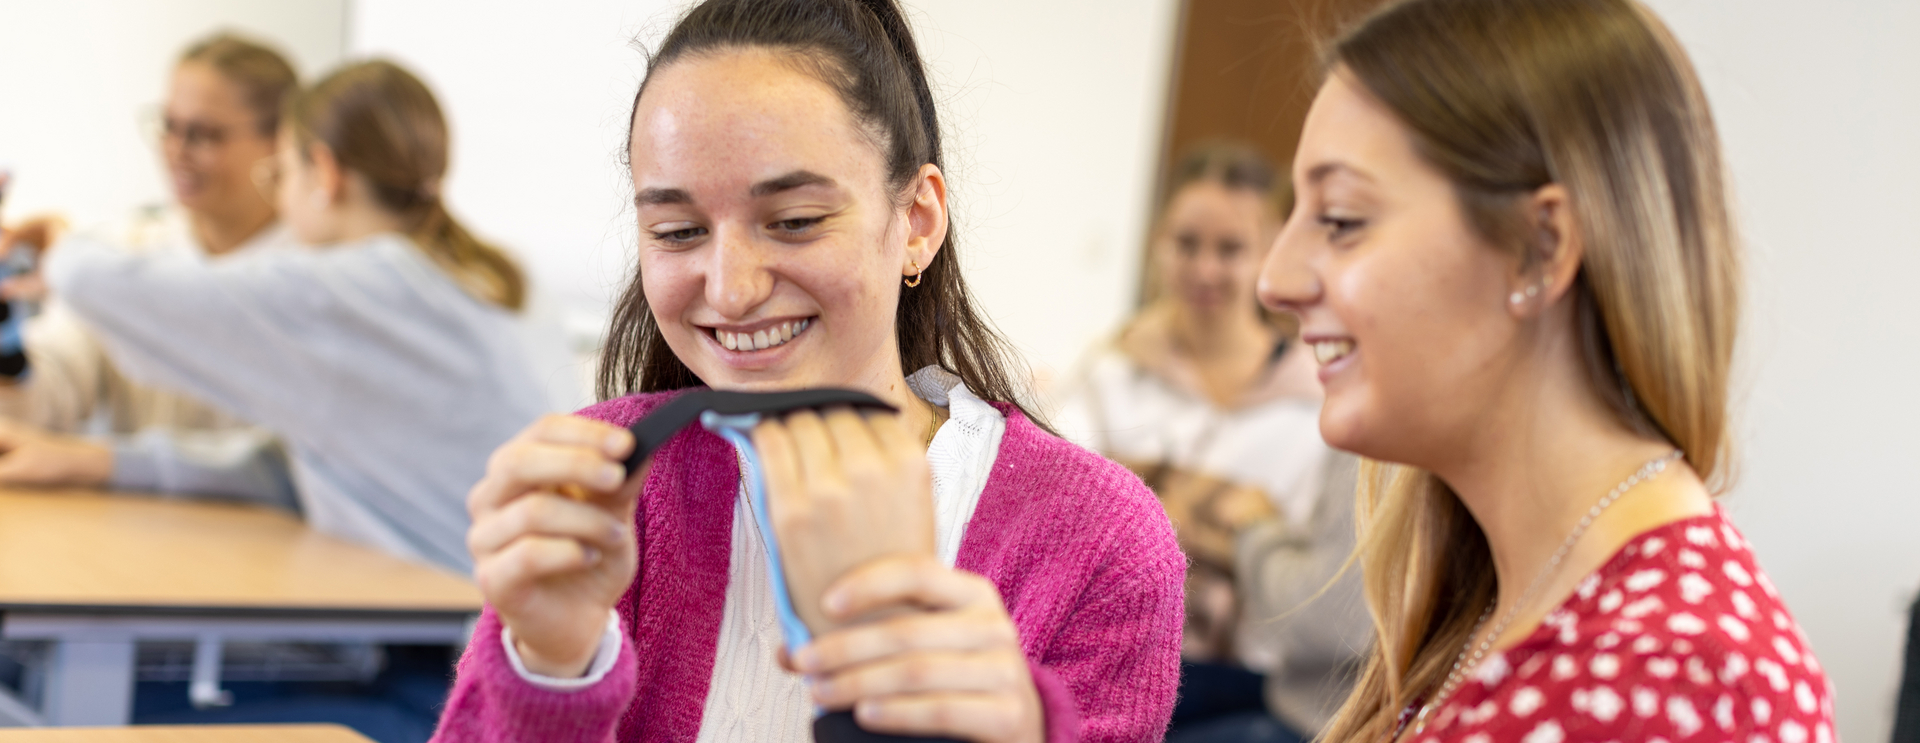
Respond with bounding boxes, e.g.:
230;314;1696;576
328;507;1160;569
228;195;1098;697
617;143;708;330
0;33;302;506
1056;142;1365;743
1260;0;1834;740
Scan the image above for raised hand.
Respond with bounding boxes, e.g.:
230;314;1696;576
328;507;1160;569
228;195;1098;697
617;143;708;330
466;414;644;677
750;406;937;633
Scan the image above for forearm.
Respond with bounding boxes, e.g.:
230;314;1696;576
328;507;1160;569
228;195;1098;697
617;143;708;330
107;428;298;511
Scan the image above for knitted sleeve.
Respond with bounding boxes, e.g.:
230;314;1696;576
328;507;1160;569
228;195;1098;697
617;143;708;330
1025;464;1186;743
430;395;663;742
430;607;640;742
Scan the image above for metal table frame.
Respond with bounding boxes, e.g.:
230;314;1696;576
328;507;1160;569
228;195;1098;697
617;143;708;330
0;604;474;727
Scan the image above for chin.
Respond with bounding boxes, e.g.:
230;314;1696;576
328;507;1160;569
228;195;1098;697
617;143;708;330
1316;396;1384;461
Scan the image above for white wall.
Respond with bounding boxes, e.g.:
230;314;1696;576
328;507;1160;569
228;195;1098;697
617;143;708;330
13;2;1916;740
1640;2;1920;741
0;0;345;225
346;0;1179;405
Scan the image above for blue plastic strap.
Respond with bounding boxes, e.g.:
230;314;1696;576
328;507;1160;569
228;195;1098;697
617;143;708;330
701;411;813;651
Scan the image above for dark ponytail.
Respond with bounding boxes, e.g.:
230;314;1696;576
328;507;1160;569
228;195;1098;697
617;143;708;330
598;0;1046;430
287;60;527;311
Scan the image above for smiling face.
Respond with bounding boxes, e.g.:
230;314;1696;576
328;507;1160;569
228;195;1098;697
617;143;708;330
628;49;932;393
161;62;277;217
1258;71;1527;467
1155;181;1270;318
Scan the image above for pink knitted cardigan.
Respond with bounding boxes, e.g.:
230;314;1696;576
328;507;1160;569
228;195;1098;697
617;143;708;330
431;390;1185;742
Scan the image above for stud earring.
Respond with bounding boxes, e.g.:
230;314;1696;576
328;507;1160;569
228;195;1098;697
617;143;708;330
904;260;923;288
1510;291;1526;305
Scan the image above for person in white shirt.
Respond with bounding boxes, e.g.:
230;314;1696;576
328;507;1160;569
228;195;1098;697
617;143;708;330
1054;142;1369;743
0;33;300;508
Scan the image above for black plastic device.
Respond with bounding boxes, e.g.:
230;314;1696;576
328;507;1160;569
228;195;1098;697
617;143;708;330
621;388;897;471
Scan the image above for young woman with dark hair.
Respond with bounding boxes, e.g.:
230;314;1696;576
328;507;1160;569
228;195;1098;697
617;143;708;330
435;0;1184;741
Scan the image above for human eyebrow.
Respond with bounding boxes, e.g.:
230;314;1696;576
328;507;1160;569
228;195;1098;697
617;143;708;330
750;170;836;198
634;187;692;207
1303;161;1375;187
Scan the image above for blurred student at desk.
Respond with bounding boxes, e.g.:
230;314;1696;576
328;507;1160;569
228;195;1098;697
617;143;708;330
1055;143;1367;743
0;33;301;511
21;60;546;574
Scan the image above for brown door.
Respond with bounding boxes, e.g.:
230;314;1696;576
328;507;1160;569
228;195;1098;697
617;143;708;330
1156;0;1386;200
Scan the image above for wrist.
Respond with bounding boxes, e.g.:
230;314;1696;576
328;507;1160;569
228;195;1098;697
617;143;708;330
515;636;596;679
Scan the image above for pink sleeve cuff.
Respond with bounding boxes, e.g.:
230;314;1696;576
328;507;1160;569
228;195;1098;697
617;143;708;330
1031;660;1083;743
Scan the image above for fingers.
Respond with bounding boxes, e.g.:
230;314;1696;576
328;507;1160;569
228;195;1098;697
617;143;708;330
467;492;629;558
810;650;1025;708
518;414;635;460
751;416;804;512
469;415;637;516
795;607;1019;677
821;554;995;621
473;534;603;594
820;407;886;467
850;691;1034;743
779;409;841;490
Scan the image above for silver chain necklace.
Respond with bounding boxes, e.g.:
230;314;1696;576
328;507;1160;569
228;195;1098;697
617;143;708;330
1403;450;1684;738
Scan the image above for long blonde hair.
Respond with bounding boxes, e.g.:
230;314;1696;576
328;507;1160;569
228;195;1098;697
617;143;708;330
1317;1;1741;740
285;61;526;310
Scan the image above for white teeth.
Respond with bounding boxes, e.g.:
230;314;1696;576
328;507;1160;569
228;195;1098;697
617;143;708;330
1312;339;1355;365
715;319;812;352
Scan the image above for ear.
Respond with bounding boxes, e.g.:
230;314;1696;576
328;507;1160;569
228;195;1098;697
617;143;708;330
305;141;347;207
902;163;948;278
1507;183;1584;317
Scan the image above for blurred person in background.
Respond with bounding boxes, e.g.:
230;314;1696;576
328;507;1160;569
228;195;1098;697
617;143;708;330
0;32;300;509
1054;143;1367;743
37;59;546;575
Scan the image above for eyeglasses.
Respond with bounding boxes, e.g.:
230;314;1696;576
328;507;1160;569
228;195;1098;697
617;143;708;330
139;106;267;154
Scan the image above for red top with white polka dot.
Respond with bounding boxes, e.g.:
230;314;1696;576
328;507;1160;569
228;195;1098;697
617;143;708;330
1410;506;1835;743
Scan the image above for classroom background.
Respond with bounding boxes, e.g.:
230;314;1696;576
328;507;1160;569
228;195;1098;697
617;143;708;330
1;0;1915;741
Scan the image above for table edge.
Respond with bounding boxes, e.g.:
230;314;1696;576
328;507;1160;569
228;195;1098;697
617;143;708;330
0;602;479;622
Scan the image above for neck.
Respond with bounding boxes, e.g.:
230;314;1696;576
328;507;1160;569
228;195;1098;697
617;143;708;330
1167;301;1271;359
1428;333;1712;644
862;362;944;452
188;200;276;255
327;200;409;245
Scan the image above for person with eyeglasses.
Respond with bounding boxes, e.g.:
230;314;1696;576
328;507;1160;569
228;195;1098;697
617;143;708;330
0;33;302;507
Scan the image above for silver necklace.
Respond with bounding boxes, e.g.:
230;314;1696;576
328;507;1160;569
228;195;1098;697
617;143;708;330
1404;450;1684;737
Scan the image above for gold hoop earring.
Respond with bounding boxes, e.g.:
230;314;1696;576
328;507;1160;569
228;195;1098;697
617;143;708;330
904;260;923;288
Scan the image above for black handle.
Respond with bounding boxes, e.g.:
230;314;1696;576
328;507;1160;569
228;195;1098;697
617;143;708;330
622;388;897;471
813;711;966;743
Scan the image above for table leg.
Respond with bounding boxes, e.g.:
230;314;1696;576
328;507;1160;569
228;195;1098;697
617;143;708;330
41;638;134;726
0;686;45;727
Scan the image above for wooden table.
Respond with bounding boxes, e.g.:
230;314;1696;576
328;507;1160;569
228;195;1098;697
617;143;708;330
0;489;481;727
0;724;372;742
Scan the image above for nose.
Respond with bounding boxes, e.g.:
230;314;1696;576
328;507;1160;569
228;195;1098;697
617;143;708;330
704;227;774;319
1256;212;1321;314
